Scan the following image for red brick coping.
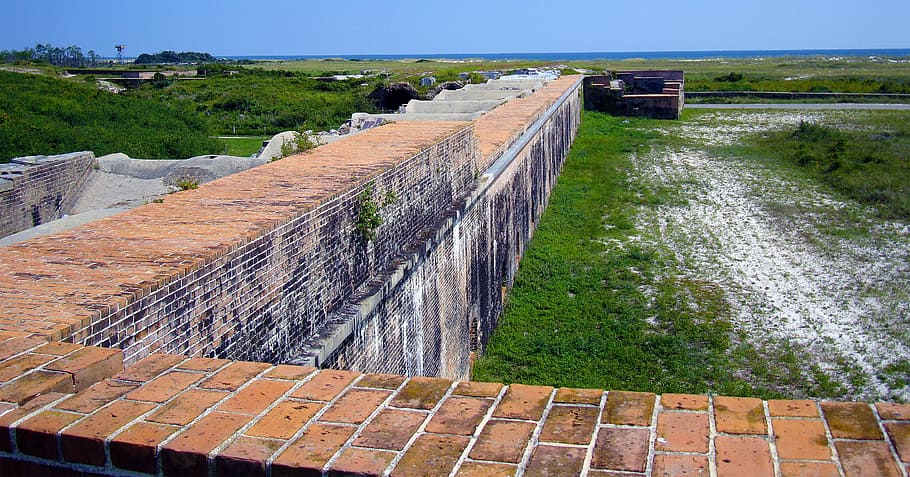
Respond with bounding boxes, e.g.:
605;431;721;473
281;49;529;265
0;335;907;476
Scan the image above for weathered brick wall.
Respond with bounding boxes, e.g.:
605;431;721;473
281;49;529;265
0;152;94;237
0;123;477;367
0;77;579;381
303;79;582;379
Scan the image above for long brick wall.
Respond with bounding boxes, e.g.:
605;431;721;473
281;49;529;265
0;152;94;237
0;76;582;378
296;78;581;378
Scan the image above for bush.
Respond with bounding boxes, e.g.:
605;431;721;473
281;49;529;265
0;71;220;161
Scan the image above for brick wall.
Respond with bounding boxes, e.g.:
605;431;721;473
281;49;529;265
0;77;582;378
0;152;95;237
305;82;582;379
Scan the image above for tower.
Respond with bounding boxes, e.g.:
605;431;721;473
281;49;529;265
115;45;126;63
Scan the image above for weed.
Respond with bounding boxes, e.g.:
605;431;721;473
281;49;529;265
356;183;383;242
175;178;199;190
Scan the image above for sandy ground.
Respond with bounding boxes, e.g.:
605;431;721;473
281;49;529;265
70;170;170;214
632;111;910;400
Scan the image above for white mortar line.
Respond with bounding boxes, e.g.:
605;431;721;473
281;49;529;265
448;384;510;476
707;395;718;477
514;387;558;476
580;390;607;476
816;401;847;477
764;400;782;477
643;394;661;476
381;378;459;477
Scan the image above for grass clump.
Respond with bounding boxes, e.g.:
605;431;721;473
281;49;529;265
472;111;769;397
757;115;910;220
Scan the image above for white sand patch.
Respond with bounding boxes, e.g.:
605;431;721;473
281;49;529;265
633;112;910;400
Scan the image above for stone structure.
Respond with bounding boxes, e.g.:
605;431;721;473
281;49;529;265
0;75;905;475
0;152;95;238
584;71;685;119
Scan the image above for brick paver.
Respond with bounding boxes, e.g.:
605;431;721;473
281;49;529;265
822;401;884;439
602;390;656;426
714;396;767;435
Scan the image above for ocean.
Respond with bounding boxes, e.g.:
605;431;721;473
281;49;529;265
221;49;910;62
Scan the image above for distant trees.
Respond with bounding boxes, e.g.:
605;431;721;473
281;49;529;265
0;43;99;67
134;51;216;65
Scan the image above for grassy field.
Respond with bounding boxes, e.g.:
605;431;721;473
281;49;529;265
0;70;219;162
217;136;270;157
471;111;772;397
473;108;910;400
748;112;910;219
261;55;910;94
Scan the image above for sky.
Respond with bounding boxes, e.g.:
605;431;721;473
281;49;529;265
3;0;908;57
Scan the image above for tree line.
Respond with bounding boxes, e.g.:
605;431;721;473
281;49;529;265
0;43;102;67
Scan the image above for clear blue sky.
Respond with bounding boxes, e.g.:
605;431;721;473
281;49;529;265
3;0;908;57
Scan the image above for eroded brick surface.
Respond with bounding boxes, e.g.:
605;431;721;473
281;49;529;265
821;401;883;439
835;440;903;477
592;427;650;472
272;423;355;475
539;405;598;445
602;390;656;426
656;411;709;453
470;419;536;463
425;396;492;435
392;433;470;477
652;454;709;477
772;418;830;461
391;376;452;410
492;383;552;420
715;435;773;477
714;396;767;435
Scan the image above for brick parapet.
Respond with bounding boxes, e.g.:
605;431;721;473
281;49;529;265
0;151;95;238
1;343;907;476
0;122;477;366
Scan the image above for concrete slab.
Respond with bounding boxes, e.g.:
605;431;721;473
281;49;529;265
433;89;529;101
405;99;506;114
352;113;482;122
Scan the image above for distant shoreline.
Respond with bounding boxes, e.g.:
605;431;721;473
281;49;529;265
211;48;910;62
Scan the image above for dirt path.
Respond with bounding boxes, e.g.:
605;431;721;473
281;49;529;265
632;111;910;401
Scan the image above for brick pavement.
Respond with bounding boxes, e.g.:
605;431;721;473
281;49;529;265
1;334;908;476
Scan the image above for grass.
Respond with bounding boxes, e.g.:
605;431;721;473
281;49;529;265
218;136;269;157
745;112;910;220
0;70;219;162
472;111;779;397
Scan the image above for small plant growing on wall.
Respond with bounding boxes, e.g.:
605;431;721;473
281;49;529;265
176;178;199;190
356;183;398;242
278;127;320;160
356;184;382;241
